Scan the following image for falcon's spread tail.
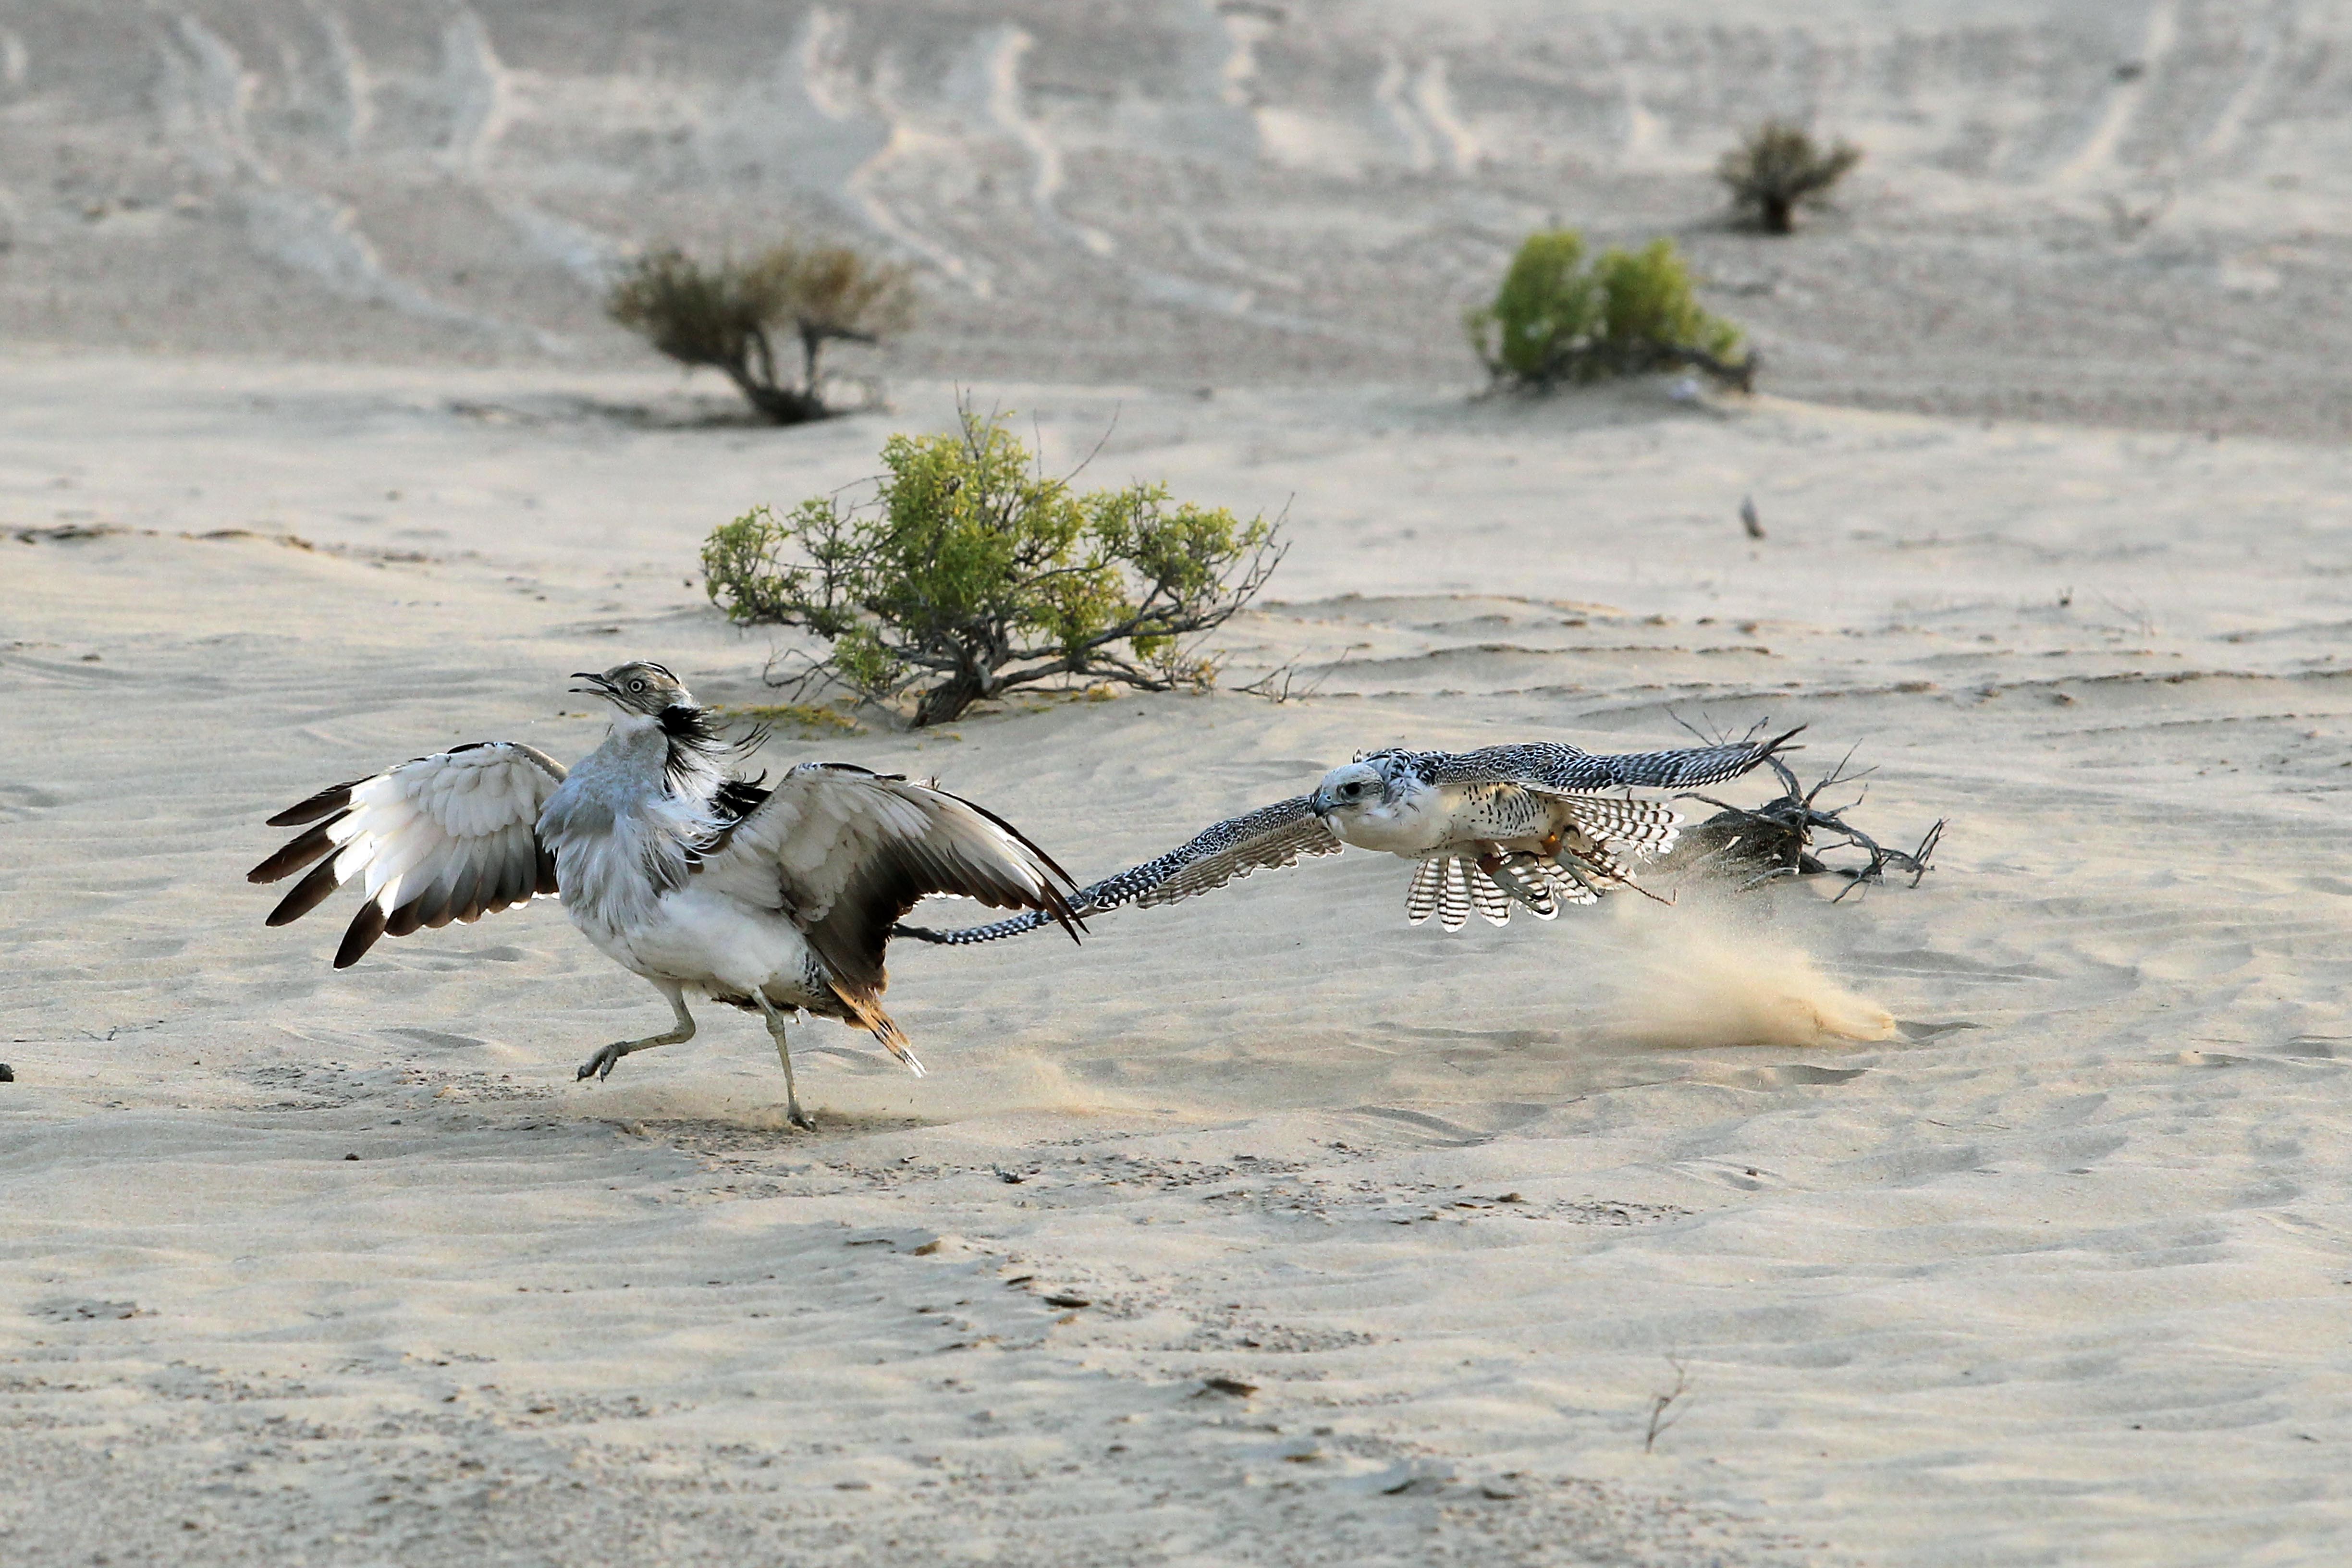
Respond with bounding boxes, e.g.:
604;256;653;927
1406;845;1637;931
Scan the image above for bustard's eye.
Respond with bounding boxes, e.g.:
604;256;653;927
629;679;646;692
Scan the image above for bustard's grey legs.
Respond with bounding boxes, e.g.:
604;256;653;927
752;992;813;1130
576;981;696;1082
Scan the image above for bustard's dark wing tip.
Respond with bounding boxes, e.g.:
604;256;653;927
247;814;348;884
940;790;1084;941
333;902;389;968
265;783;358;828
887;782;1083;947
1043;885;1084;945
266;859;344;926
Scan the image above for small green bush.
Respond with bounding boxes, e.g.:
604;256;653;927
608;242;914;424
1718;121;1862;235
1467;231;1751;392
703;407;1284;727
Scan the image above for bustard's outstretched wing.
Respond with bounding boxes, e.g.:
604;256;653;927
895;796;1343;947
248;742;566;967
694;763;1080;1054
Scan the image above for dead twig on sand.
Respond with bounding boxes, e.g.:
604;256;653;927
1234;648;1352;704
1644;1359;1692;1453
1659;730;1943;897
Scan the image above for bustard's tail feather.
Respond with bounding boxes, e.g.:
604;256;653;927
826;984;927;1078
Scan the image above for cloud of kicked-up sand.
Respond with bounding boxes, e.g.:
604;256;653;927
1597;892;1896;1048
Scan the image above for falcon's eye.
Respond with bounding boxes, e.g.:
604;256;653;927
1343;781;1364;797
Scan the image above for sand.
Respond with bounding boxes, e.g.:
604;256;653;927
6;0;2352;436
8;0;2352;1561
7;359;2352;1566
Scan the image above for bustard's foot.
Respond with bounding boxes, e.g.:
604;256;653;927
575;988;695;1085
576;1042;629;1082
788;1100;815;1132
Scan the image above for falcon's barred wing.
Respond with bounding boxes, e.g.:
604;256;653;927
1127;796;1342;909
1420;725;1802;794
248;741;567;968
895;796;1343;947
696;763;1081;997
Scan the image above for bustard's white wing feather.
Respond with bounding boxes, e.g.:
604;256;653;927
695;762;1079;997
249;742;566;967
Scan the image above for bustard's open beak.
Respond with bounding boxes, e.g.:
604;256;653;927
569;671;615;700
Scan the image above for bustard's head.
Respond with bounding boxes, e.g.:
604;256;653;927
572;660;695;717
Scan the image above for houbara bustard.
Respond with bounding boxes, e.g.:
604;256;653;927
250;661;1079;1127
902;728;1798;944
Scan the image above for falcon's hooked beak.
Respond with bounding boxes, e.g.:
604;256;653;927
1310;765;1380;820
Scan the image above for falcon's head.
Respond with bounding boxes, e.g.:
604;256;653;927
1310;752;1430;821
572;661;695;717
1308;760;1390;822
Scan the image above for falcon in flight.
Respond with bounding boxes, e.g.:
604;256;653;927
248;661;1079;1127
899;728;1798;945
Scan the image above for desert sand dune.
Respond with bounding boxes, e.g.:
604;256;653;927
4;1;2352;430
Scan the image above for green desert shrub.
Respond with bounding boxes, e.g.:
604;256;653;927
1467;230;1751;391
607;242;915;424
1718;120;1862;235
703;407;1284;727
